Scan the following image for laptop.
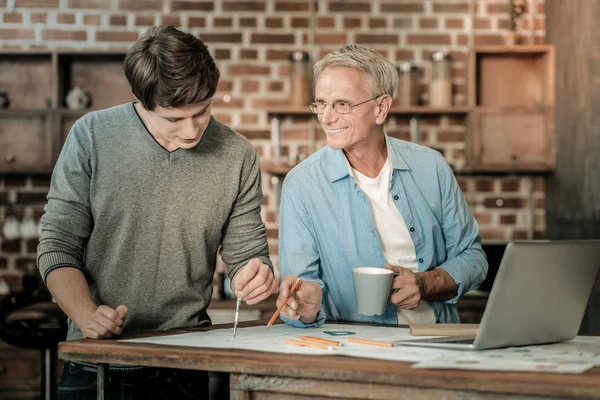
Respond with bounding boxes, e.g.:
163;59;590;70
397;240;600;350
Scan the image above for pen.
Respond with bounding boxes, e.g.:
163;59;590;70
233;294;241;338
299;336;342;346
347;338;394;347
266;278;301;328
285;339;333;350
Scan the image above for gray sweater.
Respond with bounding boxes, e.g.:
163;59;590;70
37;103;272;340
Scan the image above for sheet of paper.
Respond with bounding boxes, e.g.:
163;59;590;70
122;324;600;373
413;354;594;374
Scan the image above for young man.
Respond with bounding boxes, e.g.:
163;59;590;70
276;45;487;327
37;26;276;398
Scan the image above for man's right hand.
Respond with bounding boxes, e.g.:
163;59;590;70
277;276;321;324
80;305;128;339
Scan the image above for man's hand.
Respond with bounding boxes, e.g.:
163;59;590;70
231;258;278;305
277;276;322;324
80;305;128;339
385;264;424;310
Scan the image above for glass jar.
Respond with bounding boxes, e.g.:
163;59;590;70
395;62;420;107
429;51;452;107
289;51;311;107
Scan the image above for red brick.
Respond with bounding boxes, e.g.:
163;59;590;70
407;34;451;45
445;18;464;29
228;64;270;76
1;240;20;253
315;33;346;45
223;1;266;11
214;49;230;59
475;179;494;192
42;30;87;41
0;257;7;270
0;29;35;40
501;180;520;192
275;1;308;11
395;50;414;61
15;0;58;6
499;214;516;224
344;17;361;29
240;114;258;124
483;198;523;209
240;49;257;59
188;17;205;27
456;34;468;46
291;17;309;28
266;50;289;61
535;179;545;192
119;0;162;10
16;192;48;203
474;34;505;46
438;131;464;143
432;2;469;13
3;13;23;23
487;3;510;14
172;0;213;11
474;17;490;29
329;2;371;12
381;2;423;12
83;14;102;25
212;97;243;108
473;213;491;225
497;18;510;30
110;15;127;26
96;31;138;42
31;176;51;187
268;81;283;91
369;18;386;29
480;229;506;240
356;34;398;45
199;33;242;43
317;17;334;28
419;18;438;29
535;18;545;30
30;13;47;23
216;80;233;92
240;17;256;27
159;15;178;26
265;17;283;28
135;15;155;26
251;34;294;44
69;0;108;8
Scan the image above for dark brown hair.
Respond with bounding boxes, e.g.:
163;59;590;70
123;26;220;110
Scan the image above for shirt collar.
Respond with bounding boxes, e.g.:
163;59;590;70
327;133;410;182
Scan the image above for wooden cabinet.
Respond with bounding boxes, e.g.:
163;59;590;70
467;45;555;172
0;50;130;174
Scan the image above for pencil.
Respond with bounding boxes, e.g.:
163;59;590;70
266;278;301;328
285;339;332;350
347;338;394;347
299;336;342;346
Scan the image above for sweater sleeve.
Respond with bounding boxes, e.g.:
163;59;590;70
221;148;272;277
37;118;94;282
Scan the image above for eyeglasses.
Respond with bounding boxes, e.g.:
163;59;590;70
308;94;384;114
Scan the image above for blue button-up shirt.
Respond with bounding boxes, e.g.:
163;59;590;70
278;135;488;327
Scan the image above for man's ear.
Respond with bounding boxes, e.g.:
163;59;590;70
375;94;392;125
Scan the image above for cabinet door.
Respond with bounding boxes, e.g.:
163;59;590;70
467;107;555;172
0;111;54;173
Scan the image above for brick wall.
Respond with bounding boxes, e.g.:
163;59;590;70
0;0;547;294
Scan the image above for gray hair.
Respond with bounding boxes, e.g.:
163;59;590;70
313;45;398;98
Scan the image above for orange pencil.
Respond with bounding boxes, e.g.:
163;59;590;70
347;338;394;347
285;339;332;350
299;336;342;347
266;277;301;327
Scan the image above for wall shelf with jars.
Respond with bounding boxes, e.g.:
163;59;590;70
0;50;132;174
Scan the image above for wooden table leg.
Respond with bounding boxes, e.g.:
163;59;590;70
96;363;107;400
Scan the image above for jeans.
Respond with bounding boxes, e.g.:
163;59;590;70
57;362;209;400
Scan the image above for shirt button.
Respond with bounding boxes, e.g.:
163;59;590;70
409;227;415;232
418;258;423;263
393;195;399;200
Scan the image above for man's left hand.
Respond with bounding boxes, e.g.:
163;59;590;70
231;258;278;305
385;263;424;310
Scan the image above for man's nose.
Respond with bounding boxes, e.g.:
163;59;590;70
320;104;337;123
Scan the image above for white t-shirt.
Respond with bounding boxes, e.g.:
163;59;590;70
346;156;435;324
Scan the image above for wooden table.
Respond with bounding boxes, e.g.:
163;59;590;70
58;321;600;400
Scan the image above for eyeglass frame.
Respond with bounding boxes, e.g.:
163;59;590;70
308;93;386;114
